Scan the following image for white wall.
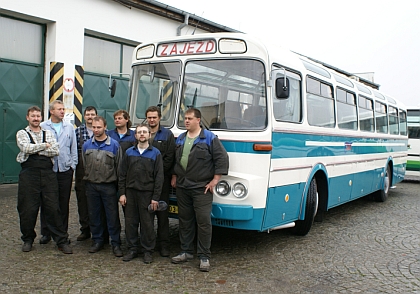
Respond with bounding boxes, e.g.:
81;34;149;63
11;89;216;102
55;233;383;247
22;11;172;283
0;0;207;112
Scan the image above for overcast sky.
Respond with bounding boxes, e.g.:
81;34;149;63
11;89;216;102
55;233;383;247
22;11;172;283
160;0;420;107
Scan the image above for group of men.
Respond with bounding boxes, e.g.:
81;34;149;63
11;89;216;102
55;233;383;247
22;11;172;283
17;101;228;272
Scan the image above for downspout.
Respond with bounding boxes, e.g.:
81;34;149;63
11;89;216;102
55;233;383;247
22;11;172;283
177;13;190;36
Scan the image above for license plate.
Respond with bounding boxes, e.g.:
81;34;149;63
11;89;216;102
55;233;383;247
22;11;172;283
169;205;178;214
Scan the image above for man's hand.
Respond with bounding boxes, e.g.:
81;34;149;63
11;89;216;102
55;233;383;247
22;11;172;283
204;175;221;194
171;175;177;188
150;200;158;211
119;195;127;206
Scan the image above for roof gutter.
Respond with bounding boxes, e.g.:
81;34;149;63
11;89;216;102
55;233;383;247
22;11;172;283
177;13;189;36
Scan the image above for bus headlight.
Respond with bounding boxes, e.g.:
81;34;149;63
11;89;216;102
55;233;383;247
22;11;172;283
232;182;248;198
216;180;231;196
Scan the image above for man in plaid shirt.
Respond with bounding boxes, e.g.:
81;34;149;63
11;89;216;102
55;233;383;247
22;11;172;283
16;106;72;254
74;106;97;241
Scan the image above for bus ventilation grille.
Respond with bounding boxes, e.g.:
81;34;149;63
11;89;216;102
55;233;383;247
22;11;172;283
214;219;234;227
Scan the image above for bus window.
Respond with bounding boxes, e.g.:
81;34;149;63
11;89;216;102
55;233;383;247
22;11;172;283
130;62;181;127
337;88;357;130
400;110;407;136
178;59;267;130
359;96;374;132
389;106;399;135
306;77;335;127
273;73;302;123
375;101;388;133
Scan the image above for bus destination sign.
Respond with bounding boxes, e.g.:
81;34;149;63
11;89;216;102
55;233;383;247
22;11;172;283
157;39;216;57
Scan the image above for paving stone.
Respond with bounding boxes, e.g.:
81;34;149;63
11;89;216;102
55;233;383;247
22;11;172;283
0;180;419;293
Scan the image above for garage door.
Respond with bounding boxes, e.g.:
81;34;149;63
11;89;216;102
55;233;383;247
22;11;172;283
0;16;44;184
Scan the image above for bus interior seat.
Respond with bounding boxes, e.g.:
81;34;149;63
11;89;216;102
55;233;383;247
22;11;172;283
243;105;265;126
223;100;242;128
199;102;219;128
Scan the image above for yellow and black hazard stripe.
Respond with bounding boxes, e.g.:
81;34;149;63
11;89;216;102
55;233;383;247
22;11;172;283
74;65;84;127
161;80;173;119
49;62;64;103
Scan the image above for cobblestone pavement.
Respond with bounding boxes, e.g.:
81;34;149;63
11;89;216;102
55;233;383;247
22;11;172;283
0;180;419;293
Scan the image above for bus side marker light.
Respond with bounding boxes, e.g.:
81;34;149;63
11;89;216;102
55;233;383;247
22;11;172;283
253;144;272;151
285;194;289;202
349;180;352;186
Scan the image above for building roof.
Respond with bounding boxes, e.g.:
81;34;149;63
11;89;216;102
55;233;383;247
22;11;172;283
112;0;240;33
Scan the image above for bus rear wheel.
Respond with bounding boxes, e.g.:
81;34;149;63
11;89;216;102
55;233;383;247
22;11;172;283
294;177;318;236
373;165;391;202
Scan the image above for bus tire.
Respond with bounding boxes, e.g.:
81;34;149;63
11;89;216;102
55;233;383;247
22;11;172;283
373;165;391;202
294;177;318;236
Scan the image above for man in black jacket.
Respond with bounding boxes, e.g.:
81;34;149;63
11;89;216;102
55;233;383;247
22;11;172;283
119;124;164;264
171;108;229;272
146;106;175;257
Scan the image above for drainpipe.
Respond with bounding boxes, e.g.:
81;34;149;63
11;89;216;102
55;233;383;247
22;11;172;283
177;13;190;36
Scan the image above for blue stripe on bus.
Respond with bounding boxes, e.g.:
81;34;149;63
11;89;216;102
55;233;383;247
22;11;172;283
220;132;406;157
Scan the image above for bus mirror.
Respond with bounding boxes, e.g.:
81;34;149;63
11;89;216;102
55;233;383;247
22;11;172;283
276;77;289;99
110;79;117;98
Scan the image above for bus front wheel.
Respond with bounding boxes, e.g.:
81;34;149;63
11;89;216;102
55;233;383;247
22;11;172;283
293;177;318;236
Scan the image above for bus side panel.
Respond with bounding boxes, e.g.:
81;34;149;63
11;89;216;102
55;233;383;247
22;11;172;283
327;174;353;208
351;168;375;198
262;183;304;230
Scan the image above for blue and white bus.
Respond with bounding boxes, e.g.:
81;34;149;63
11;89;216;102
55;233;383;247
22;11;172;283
123;33;408;235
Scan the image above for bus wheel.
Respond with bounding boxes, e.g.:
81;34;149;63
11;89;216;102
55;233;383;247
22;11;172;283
294;177;318;236
373;165;391;202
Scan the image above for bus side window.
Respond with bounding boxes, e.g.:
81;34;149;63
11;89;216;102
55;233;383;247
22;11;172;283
273;76;302;123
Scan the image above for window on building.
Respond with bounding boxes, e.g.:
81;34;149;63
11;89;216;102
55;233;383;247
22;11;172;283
83;35;135;75
306;76;334;127
0;16;43;64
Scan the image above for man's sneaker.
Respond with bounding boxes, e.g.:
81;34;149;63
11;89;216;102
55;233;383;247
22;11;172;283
199;258;210;272
113;246;123;257
39;235;51;244
143;252;153;264
171;252;193;264
58;243;73;254
22;242;32;252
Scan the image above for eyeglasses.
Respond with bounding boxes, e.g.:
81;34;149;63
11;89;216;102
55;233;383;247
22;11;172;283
136;130;149;134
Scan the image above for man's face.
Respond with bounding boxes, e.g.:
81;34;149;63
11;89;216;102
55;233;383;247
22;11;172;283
84;110;96;125
27;111;42;129
92;120;106;138
146;111;160;128
184;112;200;132
50;104;65;121
135;126;150;143
114;114;128;128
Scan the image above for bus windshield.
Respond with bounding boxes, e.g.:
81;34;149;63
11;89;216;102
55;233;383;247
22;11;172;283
178;59;267;130
130;61;181;127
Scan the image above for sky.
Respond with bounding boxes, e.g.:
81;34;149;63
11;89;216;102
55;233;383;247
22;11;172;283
160;0;420;107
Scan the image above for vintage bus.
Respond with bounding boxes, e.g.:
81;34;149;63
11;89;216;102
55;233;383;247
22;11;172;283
407;107;420;176
117;33;408;235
